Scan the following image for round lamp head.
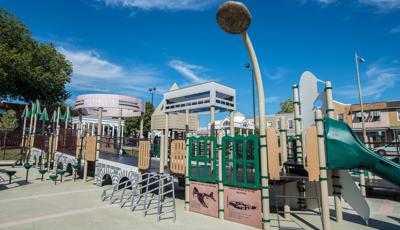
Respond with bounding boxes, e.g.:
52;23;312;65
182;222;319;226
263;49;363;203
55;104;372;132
216;1;251;34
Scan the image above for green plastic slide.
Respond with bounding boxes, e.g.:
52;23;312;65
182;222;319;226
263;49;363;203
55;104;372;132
324;118;400;187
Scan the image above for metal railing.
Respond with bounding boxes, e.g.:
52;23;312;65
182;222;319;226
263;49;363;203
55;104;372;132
101;172;176;222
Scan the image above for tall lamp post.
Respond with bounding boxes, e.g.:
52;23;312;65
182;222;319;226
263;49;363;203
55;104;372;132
217;2;271;229
355;53;367;196
149;87;156;109
245;63;257;133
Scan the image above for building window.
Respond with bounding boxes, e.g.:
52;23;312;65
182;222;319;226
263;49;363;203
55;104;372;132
371;110;381;122
354;112;364;123
267;121;273;127
338;113;344;122
288;120;293;129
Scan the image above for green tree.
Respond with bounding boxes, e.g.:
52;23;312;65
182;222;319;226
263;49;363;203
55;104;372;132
0;8;72;108
125;102;154;137
279;98;294;114
0;110;18;131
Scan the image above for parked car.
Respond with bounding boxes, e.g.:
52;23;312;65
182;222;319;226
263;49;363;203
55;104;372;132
375;143;399;156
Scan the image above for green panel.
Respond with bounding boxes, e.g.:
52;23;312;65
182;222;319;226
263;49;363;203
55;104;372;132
188;136;218;183
324;118;400;187
150;145;160;157
221;135;260;189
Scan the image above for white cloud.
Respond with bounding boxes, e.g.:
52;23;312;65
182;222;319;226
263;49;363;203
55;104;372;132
358;0;400;11
102;0;221;11
58;47;165;97
336;62;400;99
168;59;209;84
58;47;122;79
390;25;400;33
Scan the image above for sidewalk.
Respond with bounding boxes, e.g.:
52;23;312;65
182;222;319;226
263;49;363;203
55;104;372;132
0;166;399;230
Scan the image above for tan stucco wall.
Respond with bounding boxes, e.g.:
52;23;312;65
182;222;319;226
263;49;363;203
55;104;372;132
388;109;400;126
333;102;352;126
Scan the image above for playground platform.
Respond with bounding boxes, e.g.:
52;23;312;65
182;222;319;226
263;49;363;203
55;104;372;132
1;166;399;230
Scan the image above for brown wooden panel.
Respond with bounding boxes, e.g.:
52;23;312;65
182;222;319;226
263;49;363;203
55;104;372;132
75;135;81;158
170;140;186;175
85;136;96;161
266;127;281;180
138;140;151;171
303;126;320;181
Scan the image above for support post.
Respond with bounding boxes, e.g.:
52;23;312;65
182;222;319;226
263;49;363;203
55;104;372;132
241;32;270;229
53;107;60;173
279;117;290;218
94;107;103;184
164;113;169;168
185;109;190;210
26;103;34;162
210;106;215;137
83;133;88;181
325;81;343;223
230;111;235;136
118;107;123;155
315;109;330;230
140;112;144;138
20;107;27;164
293;85;303;164
217;130;224;219
91;123;95;136
30;100;39;163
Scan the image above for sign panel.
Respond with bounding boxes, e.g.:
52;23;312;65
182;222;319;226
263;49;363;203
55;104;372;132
189;181;218;218
224;186;262;229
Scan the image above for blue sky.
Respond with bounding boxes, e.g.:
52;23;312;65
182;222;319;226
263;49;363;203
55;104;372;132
2;0;400;125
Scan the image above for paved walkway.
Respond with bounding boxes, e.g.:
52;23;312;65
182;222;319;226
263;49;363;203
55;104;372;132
0;166;399;230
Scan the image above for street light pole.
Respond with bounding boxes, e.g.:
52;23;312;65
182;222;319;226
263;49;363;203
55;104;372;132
149;87;156;109
355;53;367;143
217;2;270;229
355;53;367;197
246;63;257;133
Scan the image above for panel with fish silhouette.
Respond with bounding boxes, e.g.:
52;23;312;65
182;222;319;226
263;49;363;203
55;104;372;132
189;181;219;218
224;186;262;229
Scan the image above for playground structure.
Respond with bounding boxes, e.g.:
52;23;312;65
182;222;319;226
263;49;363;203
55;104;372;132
5;1;400;230
17;93;145;184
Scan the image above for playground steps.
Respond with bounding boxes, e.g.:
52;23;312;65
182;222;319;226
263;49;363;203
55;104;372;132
101;172;176;222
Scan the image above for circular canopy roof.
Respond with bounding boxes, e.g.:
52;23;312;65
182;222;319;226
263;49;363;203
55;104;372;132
73;94;145;118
